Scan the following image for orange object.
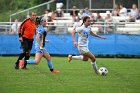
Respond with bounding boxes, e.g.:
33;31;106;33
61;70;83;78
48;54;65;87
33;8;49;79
19;18;36;39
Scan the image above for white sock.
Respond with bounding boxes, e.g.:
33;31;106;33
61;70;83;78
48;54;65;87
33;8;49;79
91;61;98;72
72;55;83;60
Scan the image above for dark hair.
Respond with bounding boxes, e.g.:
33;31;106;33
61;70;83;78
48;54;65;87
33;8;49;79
120;3;124;6
81;16;90;26
36;16;42;25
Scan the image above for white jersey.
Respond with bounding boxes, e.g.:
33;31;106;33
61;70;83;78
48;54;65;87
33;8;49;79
76;24;91;47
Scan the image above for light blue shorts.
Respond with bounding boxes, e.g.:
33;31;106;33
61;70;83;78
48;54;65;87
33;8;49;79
35;46;47;53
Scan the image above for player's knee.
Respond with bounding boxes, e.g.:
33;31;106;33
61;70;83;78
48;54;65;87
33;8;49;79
83;56;88;61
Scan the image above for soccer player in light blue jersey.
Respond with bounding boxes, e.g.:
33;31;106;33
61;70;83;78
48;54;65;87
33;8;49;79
19;17;59;74
68;16;106;74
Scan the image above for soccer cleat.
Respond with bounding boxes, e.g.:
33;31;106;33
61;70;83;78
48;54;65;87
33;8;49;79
68;55;72;63
19;60;24;69
22;62;28;70
14;63;19;69
51;70;60;74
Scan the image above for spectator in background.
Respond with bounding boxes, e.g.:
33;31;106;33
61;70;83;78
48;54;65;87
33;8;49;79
70;6;79;22
10;19;20;34
111;4;119;16
78;10;83;19
136;10;140;20
119;4;127;17
82;7;90;17
56;8;64;17
52;0;64;10
47;16;56;33
96;12;104;34
128;4;139;22
51;0;64;18
105;11;113;23
96;12;104;22
89;11;96;24
44;9;51;21
105;11;114;33
51;11;57;20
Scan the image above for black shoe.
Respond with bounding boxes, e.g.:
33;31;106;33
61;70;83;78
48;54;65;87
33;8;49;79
14;63;19;69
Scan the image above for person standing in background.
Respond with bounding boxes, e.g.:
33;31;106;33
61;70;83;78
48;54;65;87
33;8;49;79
70;6;79;22
51;0;64;10
129;4;139;22
111;4;120;16
10;19;20;34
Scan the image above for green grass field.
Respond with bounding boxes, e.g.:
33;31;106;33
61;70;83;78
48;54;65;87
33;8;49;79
0;56;140;93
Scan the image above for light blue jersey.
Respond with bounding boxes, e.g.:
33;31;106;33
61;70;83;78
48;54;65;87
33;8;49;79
76;24;91;47
35;25;47;53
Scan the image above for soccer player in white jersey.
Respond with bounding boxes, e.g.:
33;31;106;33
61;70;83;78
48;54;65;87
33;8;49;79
68;16;106;74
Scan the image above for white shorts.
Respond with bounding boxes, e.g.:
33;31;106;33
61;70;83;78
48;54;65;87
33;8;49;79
78;46;89;54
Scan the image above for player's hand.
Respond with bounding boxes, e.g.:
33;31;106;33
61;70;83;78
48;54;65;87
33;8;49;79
40;46;43;50
74;41;78;47
19;37;23;42
100;36;107;39
45;40;49;42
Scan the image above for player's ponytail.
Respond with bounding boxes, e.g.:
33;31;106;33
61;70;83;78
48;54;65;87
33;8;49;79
36;16;42;25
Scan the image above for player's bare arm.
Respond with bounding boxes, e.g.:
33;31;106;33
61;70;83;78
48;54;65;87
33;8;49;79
71;29;78;47
90;31;107;39
36;33;43;50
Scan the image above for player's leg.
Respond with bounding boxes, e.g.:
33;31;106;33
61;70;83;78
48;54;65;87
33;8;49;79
68;46;89;62
68;55;83;62
19;41;43;69
68;54;89;61
19;52;43;69
84;51;99;74
23;39;44;66
15;42;25;69
26;52;43;64
15;53;25;69
23;39;33;68
43;51;59;74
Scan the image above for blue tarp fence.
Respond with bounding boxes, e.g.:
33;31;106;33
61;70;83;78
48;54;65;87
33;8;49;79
0;34;140;55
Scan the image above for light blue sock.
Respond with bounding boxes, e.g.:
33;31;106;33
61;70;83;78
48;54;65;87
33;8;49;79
27;59;36;64
46;60;53;70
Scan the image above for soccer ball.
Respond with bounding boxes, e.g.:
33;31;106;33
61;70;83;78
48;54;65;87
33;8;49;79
98;67;108;76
